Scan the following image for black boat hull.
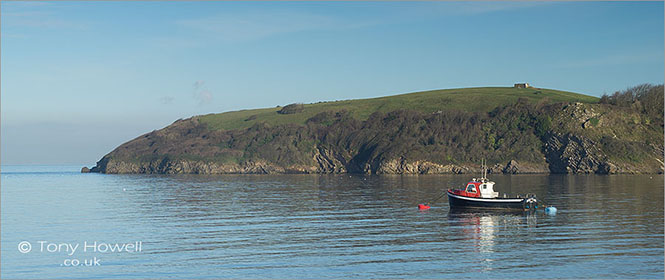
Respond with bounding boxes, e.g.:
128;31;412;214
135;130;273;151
447;191;527;210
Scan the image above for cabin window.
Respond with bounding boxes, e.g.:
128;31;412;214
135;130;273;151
466;184;476;193
482;184;487;189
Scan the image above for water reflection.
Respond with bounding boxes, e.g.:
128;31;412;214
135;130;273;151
447;209;544;272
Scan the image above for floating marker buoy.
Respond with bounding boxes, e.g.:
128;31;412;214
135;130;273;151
418;204;430;210
545;206;557;215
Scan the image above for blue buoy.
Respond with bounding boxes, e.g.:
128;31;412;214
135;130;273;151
545;206;557;215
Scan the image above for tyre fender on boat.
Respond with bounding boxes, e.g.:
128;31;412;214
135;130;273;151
523;194;538;210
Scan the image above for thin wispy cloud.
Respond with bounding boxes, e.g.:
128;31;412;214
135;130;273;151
2;3;89;29
149;36;204;49
176;10;367;42
445;1;554;16
192;80;213;105
2;1;52;8
390;1;555;22
169;3;548;46
160;96;174;105
554;51;664;69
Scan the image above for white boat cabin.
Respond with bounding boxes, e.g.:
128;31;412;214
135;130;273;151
466;178;499;198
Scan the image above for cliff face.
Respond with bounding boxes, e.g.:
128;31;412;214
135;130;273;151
89;98;664;175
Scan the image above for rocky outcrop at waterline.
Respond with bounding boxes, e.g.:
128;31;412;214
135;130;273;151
544;132;612;174
86;86;664;175
91;156;317;174
90;154;547;175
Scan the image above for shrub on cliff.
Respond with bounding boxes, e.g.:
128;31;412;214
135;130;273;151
278;103;304;114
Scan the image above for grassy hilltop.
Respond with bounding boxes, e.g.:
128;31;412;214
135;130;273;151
200;87;598;131
90;85;663;175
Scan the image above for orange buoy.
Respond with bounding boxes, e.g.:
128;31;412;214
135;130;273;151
418;204;430;210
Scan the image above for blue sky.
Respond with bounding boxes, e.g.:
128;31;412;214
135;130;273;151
1;1;663;165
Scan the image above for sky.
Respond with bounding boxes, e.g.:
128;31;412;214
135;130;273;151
1;1;663;165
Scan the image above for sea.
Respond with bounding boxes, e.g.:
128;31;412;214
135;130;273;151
1;165;663;279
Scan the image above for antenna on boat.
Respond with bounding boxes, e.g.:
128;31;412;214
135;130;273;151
481;158;487;180
480;159;484;180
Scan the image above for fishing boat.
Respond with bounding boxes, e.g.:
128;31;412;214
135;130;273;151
446;161;539;211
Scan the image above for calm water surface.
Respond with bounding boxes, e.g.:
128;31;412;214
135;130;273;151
1;165;663;279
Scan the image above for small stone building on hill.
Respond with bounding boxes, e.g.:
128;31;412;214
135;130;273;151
514;83;532;88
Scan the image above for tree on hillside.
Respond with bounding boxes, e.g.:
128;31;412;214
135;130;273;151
600;83;664;127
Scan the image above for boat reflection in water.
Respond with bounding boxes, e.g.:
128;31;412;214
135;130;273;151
447;208;538;272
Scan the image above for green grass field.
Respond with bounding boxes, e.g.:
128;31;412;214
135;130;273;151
199;87;599;131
